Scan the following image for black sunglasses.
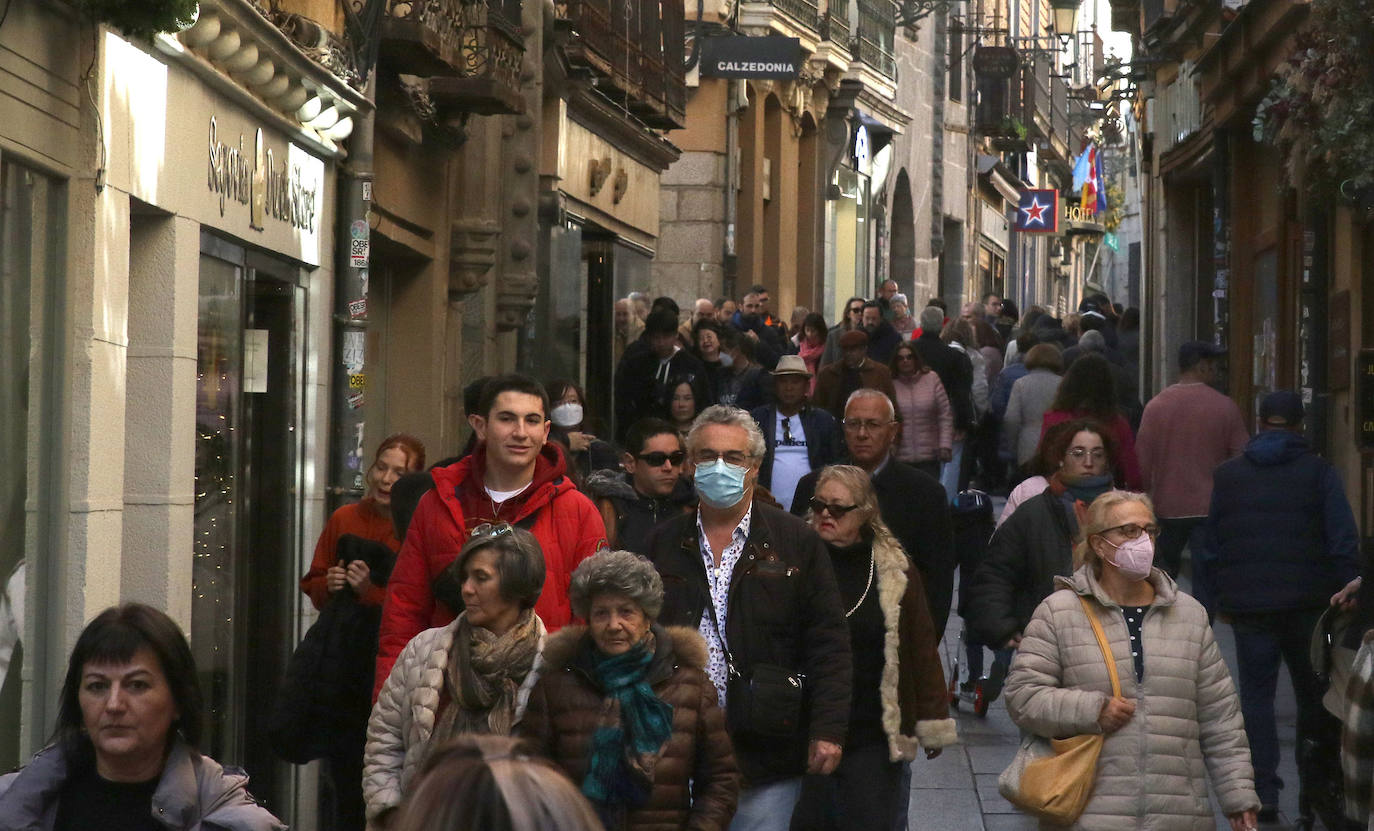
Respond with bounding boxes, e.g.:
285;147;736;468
637;450;686;467
808;497;859;517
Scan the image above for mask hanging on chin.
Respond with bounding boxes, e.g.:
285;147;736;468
551;402;583;428
695;459;749;509
1102;535;1155;581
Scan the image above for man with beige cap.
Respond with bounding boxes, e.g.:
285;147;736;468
750;356;841;511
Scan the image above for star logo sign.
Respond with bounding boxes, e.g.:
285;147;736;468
1020;194;1048;226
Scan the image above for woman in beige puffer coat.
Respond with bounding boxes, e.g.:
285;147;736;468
1004;491;1260;831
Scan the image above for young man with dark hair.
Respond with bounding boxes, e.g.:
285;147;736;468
374;374;607;696
584;418;695;554
614;308;708;441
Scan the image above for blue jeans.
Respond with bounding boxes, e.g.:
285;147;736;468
732;777;803;831
1157;517;1213;619
939;439;965;504
1231;608;1330;806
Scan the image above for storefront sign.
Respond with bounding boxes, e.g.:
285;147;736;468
853;126;870;173
1014;188;1058;233
1359;349;1374;450
208;116;320;234
700;36;801;79
973;46;1020;79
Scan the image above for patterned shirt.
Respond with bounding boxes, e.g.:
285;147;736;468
696;507;752;707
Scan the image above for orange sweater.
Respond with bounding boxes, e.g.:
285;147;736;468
300;499;399;610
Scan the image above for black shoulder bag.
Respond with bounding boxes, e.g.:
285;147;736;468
702;558;806;739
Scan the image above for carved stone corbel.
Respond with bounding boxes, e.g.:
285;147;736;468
449;220;501;296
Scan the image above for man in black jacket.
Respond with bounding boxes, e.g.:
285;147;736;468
614;307;708;441
912;306;974;435
751;356;841;513
643;405;851;829
584;418;695;555
790;389;956;639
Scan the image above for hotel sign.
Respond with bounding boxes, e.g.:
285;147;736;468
207;116;320;234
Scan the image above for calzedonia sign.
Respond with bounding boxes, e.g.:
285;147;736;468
700;35;801;79
207;116;320;233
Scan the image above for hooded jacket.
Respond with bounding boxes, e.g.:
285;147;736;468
1205;429;1360;615
362;614;548;819
585;470;697;555
0;740;284;831
1004;567;1259;830
374;443;606;699
519;625;741;831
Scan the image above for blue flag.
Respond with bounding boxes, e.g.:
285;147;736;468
1072;143;1093;192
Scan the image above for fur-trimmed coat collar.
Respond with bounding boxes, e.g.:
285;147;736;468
870;532;959;761
540;623;708;685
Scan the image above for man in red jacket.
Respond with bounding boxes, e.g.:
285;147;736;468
374;374;607;697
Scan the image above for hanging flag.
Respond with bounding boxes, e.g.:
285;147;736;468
1072;143;1093;192
1081;145;1100;216
1095;147;1108;215
1015;188;1059;233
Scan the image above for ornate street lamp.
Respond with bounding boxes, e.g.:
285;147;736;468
1050;0;1078;42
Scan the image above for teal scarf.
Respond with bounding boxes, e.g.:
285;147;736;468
581;634;675;826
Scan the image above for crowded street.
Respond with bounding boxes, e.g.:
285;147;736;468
1;0;1372;829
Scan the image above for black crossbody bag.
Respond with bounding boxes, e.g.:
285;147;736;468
703;575;806;739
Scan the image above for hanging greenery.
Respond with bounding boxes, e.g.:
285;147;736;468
75;0;199;41
1252;0;1374;203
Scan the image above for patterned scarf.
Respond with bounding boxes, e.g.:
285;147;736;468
581;633;675;828
435;610;540;747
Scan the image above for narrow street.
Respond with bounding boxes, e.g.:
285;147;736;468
909;520;1304;830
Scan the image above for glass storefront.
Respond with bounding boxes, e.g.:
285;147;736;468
0;158;64;769
827;166;872;318
194;235;305;818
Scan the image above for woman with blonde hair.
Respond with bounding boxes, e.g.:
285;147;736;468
392;735;603;831
1003;491;1260;830
795;465;957;829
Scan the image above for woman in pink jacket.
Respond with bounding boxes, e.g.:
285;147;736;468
890;342;953;479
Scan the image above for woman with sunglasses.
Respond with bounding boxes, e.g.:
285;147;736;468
1004;491;1259;831
364;524;548;828
889;343;953;479
964;419;1118;705
794;465;957;829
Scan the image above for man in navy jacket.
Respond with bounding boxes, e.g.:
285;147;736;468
751;357;841;513
1205;389;1360;819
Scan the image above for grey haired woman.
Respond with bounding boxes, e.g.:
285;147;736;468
520;549;740;830
363;524;548;827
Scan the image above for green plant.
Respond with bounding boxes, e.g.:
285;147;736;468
997;116;1028;139
1253;0;1374;201
75;0;199;41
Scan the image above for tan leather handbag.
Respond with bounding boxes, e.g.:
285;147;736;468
998;594;1122;826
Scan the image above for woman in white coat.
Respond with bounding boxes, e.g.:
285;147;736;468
363;524;548;828
1003;491;1260;830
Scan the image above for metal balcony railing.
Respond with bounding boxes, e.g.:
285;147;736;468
855;0;896;78
822;0;850;47
380;0;468;74
557;0;686;128
772;0;822;31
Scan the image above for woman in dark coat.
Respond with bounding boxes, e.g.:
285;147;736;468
520;550;740;830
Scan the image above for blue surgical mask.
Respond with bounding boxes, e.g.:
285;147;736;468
694;459;750;509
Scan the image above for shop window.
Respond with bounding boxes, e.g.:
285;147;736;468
0;159;64;768
948;18;963;102
978;243;1006;301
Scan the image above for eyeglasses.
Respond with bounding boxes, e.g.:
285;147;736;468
847;306;864;316
781;416;794;445
808;498;859;518
636;450;686;467
842;418;893;434
470;522;514;539
693;449;752;466
1066;448;1107;460
1098;522;1160;540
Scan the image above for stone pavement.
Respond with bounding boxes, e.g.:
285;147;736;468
905;560;1303;830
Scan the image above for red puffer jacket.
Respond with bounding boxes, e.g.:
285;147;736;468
374;444;607;699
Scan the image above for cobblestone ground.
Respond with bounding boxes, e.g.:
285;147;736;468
905;501;1302;830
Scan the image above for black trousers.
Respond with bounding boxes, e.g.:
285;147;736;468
321;742;366;831
791;743;903;831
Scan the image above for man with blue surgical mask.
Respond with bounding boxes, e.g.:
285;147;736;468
643;405;853;831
